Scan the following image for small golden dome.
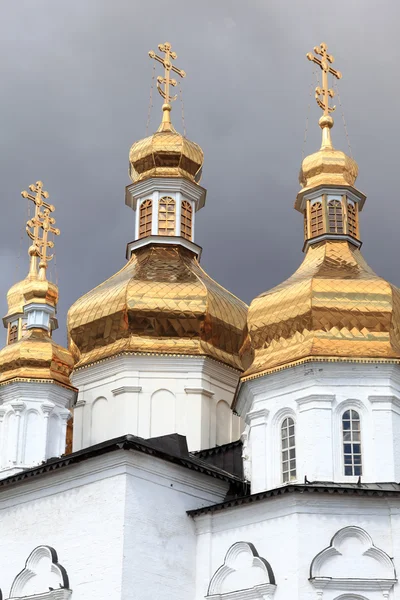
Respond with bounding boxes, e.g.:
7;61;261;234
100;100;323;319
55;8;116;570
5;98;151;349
5;276;58;320
68;244;248;371
299;116;358;193
0;327;75;388
129;106;203;184
241;240;400;379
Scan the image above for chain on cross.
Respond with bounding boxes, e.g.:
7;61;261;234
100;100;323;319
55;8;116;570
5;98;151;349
306;43;342;116
148;42;186;105
21;181;60;277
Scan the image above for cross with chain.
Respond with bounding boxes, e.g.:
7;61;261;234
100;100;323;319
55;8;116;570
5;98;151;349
149;42;186;105
307;43;342;115
21;181;60;278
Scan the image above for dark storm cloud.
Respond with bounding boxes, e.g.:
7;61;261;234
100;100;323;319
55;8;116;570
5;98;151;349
0;0;399;346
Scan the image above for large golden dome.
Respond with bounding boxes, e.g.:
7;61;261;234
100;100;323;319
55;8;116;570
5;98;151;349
129;106;204;184
241;240;400;379
68;244;248;371
0;327;75;388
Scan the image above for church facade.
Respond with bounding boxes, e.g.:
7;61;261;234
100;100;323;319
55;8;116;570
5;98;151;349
0;41;399;600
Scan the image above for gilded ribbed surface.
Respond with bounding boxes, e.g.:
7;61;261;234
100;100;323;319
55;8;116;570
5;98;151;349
5;277;58;318
242;240;400;379
129;126;203;184
299;147;358;193
0;328;75;388
68;245;248;370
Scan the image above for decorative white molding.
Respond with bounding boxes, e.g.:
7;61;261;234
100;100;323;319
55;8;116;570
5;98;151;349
207;541;276;600
111;386;142;396
9;545;70;599
295;394;335;412
368;395;400;414
126;235;202;260
310;526;396;594
125;176;207;210
9;590;72;600
184;387;215;398
245;408;269;427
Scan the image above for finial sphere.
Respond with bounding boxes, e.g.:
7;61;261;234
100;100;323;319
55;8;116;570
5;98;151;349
319;115;334;129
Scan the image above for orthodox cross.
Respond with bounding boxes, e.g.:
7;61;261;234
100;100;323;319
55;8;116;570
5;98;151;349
21;181;60;278
149;42;186;104
306;43;342;115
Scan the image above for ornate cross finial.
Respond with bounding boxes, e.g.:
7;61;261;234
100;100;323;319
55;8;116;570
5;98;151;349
148;42;186;127
21;181;60;280
307;43;342;116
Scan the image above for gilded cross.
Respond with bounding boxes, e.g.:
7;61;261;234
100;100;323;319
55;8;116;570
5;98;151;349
149;42;186;105
307;43;342;115
21;181;60;279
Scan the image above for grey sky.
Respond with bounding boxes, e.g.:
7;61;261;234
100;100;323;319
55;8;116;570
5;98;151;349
0;0;398;346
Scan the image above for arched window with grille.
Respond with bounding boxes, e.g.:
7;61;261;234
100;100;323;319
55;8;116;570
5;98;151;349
347;201;357;237
8;323;18;345
181;201;193;240
281;417;296;483
139;199;152;239
328;199;344;233
158;196;176;236
310;202;324;237
342;409;362;476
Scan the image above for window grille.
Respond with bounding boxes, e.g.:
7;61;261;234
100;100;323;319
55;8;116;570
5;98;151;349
328;199;344;233
139;199;152;238
342;409;362;476
310;202;324;237
158;197;176;236
347;202;357;237
281;417;296;483
181;201;193;240
8;324;18;344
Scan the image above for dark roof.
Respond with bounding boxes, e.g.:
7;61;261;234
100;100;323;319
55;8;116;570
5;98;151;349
187;481;400;517
0;434;248;496
192;440;244;479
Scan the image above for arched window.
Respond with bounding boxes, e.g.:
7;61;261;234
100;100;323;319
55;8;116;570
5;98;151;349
181;201;193;240
328;199;344;233
8;324;18;345
281;417;296;482
310;202;324;237
347;201;357;237
139;199;152;239
158;196;176;236
342;409;362;476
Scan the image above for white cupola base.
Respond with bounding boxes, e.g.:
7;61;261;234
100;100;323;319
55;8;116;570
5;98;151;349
236;361;400;493
0;381;75;479
71;354;243;452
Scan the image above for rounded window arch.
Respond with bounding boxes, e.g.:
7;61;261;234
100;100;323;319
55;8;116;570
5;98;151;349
342;408;362;476
158;196;176;236
328;199;344;233
310;201;324;237
139;199;152;238
281;416;296;483
181;200;193;240
8;323;18;344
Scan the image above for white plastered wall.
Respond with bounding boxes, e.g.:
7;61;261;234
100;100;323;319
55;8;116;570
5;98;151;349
236;362;400;493
72;355;242;452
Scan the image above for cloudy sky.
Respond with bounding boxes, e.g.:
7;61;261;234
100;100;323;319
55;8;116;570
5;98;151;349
0;0;398;345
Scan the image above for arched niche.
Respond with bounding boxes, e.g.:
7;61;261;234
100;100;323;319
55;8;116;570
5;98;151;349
90;396;108;445
216;400;231;446
150;389;175;438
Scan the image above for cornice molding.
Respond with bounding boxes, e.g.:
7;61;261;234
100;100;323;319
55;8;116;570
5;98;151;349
184;387;215;398
295;394;335;412
126;235;202;260
125;176;207;210
245;408;269;426
111;386;142;396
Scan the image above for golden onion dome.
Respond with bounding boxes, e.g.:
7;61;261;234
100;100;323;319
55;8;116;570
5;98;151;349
0;327;75;388
129;105;204;184
299;116;358;193
241;239;400;380
67;244;248;371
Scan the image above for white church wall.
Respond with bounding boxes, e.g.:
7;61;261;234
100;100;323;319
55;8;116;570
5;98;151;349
193;493;400;600
236;362;400;493
0;449;230;600
72;355;242;452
